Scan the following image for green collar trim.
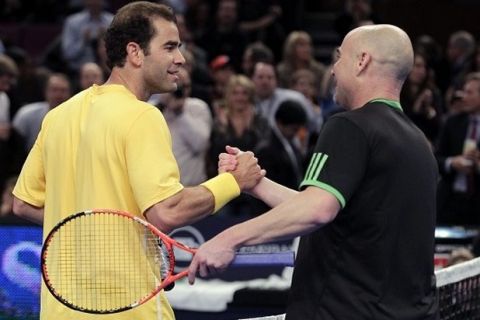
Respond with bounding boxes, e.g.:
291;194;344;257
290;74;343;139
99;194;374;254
369;98;403;111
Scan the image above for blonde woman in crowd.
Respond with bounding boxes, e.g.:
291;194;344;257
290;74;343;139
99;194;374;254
276;31;326;89
207;75;270;216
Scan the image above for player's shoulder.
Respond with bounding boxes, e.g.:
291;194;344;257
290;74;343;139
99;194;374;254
46;89;87;115
327;109;359;125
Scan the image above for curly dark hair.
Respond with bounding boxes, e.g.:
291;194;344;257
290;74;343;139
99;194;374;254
104;1;176;69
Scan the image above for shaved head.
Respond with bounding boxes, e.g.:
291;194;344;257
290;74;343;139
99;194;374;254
332;24;414;108
346;24;414;81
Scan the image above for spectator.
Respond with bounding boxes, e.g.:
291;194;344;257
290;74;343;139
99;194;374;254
400;51;443;143
184;0;211;42
61;0;113;75
444;30;476;110
208;74;269;176
198;0;248;71
445;247;474;267
290;68;323;130
237;0;285;61
255;99;307;190
94;29;111;79
289;68;324;155
251;61;314;133
13;73;71;153
157;68;212;186
319;46;345;119
78;62;105;92
276;31;326;90
0;54;19;189
176;13;208;69
447;89;467;115
333;0;380;40
0;54;17;141
7;47;50;113
180;48;212;108
414;34;449;94
436;72;480;226
469;44;480;74
207;75;270;216
209;55;236;111
241;41;274;77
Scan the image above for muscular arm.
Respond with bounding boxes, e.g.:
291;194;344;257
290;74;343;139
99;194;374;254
188;186;340;282
144;185;214;233
145;152;265;234
215;186;337;246
12;196;44;225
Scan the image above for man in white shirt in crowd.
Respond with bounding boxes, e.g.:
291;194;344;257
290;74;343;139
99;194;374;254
61;0;113;74
155;67;212;186
252;61;316;132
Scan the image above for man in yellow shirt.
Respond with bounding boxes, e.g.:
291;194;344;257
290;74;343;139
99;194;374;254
12;2;263;319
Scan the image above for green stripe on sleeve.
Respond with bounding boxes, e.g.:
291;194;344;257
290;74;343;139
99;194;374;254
312;154;328;181
299;180;346;208
304;153;319;181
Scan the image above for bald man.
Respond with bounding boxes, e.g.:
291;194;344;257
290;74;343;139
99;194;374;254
188;25;439;319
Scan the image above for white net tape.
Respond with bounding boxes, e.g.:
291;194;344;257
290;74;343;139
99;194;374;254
239;315;285;320
435;256;480;287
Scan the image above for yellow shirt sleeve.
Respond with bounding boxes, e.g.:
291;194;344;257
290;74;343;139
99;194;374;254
125;108;184;213
13;121;47;207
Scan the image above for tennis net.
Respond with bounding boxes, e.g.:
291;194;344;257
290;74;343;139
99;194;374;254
436;256;480;319
241;257;480;320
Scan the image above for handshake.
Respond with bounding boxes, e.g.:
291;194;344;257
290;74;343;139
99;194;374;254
218;145;266;192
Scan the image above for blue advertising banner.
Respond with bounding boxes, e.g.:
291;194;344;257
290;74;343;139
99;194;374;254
0;214;297;318
0;226;42;320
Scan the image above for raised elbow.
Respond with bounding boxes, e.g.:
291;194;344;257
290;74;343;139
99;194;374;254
304;188;340;226
311;208;337;226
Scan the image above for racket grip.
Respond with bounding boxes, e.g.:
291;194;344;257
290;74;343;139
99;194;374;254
231;251;295;267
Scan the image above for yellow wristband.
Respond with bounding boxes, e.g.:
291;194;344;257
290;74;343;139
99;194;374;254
201;172;241;213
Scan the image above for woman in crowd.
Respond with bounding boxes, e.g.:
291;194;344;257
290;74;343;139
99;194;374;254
400;51;443;144
207;75;270;216
276;31;326;90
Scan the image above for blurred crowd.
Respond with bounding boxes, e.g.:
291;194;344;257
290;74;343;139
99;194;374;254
0;0;480;230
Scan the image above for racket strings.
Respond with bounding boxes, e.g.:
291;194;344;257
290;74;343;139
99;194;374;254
43;212;170;313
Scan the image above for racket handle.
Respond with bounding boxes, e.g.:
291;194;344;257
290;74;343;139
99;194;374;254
231;251;295;267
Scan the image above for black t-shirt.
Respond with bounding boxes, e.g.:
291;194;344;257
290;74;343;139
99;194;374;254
286;101;439;320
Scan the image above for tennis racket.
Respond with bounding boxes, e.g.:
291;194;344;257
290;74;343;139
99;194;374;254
41;209;295;314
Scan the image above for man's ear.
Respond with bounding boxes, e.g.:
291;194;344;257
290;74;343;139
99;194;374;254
356;52;371;76
125;42;144;67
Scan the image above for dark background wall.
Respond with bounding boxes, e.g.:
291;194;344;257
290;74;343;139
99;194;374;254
377;0;480;47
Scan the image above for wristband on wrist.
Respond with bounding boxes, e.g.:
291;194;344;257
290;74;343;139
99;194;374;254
201;172;241;213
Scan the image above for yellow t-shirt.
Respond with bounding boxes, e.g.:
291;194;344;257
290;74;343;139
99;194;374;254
13;84;183;320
